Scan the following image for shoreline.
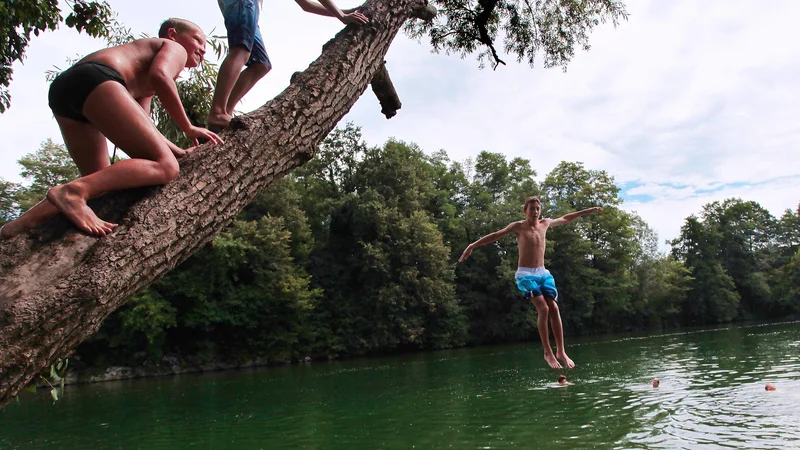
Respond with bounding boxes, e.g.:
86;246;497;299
52;317;800;387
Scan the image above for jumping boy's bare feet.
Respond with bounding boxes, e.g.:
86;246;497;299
556;351;575;369
544;352;562;369
47;185;117;236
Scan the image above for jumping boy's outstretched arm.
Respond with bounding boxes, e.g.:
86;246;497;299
547;206;604;227
459;222;519;262
295;0;369;24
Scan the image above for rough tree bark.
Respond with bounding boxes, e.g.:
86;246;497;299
0;0;431;407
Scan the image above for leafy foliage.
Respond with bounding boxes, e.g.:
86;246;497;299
405;0;629;69
15;139;80;211
0;140;79;224
0;0;112;112
3;126;797;371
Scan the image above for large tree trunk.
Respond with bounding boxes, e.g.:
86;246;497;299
0;0;427;407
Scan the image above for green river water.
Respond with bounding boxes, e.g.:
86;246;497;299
2;321;799;449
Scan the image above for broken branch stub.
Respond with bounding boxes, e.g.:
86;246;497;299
370;61;402;119
410;3;437;20
367;0;436;119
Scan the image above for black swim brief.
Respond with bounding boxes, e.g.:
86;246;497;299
48;61;127;123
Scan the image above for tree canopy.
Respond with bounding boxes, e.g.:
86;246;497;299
0;0;112;112
4;128;797;371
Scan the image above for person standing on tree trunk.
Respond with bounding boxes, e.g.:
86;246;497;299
0;18;223;240
206;0;369;132
459;196;603;370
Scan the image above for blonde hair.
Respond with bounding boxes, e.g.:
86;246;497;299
158;18;201;38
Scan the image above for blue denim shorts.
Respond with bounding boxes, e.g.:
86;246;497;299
219;0;272;69
515;267;558;301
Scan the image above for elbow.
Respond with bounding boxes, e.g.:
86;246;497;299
148;71;172;90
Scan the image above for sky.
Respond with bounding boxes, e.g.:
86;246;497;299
1;0;798;250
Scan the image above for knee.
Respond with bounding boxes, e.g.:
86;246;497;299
252;63;271;79
159;158;180;183
547;300;559;315
532;297;549;315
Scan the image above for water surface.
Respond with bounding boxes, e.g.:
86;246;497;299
2;321;799;449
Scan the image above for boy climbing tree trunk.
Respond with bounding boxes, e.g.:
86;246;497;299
0;0;429;408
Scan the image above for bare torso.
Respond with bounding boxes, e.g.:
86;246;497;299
78;38;171;100
515;219;550;268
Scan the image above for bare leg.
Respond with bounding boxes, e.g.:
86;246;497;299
207;46;251;128
547;298;575;369
225;63;270;117
1;199;63;238
531;295;561;369
1;112;115;238
62;116;113;176
46;156;175;235
4;81;178;238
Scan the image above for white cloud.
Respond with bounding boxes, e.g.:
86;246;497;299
625;183;697;200
1;0;798;248
626;176;800;249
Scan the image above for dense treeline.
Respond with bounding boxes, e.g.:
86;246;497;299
1;129;798;368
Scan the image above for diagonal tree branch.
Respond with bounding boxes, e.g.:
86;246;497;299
0;0;434;407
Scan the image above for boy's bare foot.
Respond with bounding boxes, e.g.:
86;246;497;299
47;185;117;236
544;353;562;369
200;115;230;144
206;112;231;132
556;351;575;369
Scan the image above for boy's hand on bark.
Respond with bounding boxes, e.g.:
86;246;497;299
185;126;223;146
341;11;368;24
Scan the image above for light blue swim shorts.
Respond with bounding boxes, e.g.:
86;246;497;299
515;266;558;300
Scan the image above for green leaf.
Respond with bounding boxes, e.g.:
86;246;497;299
24;385;37;393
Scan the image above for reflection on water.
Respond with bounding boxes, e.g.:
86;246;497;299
2;321;799;449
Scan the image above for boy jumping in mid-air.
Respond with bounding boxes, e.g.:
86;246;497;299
206;0;369;131
1;18;223;239
459;196;603;370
